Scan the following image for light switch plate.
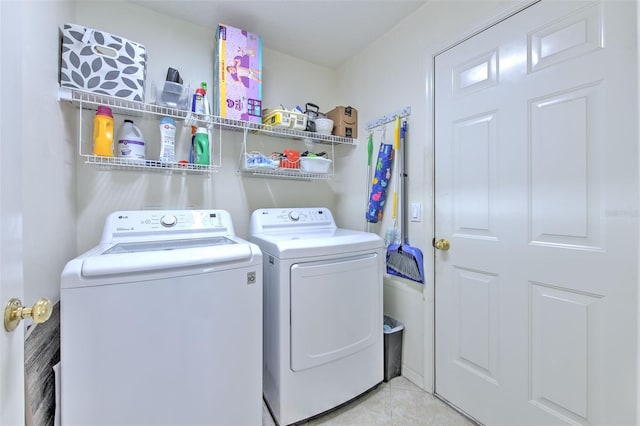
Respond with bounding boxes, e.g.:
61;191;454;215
411;202;421;222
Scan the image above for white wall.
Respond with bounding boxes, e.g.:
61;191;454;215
336;0;524;391
19;0;76;304
73;1;339;252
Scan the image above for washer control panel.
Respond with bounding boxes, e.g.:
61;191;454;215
103;210;233;242
288;211;300;222
250;207;336;233
160;215;178;227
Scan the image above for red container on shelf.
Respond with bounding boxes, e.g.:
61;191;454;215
280;149;300;169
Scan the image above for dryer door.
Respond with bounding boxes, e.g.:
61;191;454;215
290;253;381;371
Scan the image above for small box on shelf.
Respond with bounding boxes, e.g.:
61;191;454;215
326;106;358;138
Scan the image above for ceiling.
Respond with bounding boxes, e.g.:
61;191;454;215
129;1;427;69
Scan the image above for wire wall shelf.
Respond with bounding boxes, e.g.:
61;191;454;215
239;166;333;181
82;155;217;175
59;88;356;146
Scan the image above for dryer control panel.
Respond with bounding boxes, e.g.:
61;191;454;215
250;207;336;233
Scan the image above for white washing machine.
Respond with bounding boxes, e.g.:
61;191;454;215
60;209;262;426
250;207;384;425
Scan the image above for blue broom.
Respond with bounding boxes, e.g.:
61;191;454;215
386;120;425;283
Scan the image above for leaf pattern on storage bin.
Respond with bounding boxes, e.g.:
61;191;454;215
100;81;119;90
60;23;146;102
115;90;134;98
81;62;91;78
69;51;80;68
91;58;101;72
122;78;137;90
71;71;83;87
104;58;118;69
105;71;119;81
87;76;100;89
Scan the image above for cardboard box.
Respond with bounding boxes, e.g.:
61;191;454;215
213;23;262;123
326;106;358;138
60;23;146;102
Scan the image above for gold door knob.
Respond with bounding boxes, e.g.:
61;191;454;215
4;298;53;332
434;238;450;251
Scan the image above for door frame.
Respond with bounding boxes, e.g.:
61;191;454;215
424;0;540;395
0;0;26;423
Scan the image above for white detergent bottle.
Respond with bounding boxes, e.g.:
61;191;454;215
117;119;146;162
158;117;176;163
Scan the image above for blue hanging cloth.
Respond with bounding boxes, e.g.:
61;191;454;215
365;142;394;223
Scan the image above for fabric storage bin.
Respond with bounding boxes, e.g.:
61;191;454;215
60;23;147;102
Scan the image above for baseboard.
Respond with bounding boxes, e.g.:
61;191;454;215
401;364;426;392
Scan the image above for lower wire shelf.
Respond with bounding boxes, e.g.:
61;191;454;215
83;155;219;174
239;166;332;181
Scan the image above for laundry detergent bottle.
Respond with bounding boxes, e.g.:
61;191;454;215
92;106;114;157
158;117;176;163
117;119;146;162
194;127;210;165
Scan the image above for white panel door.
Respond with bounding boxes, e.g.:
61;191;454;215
434;1;638;425
0;0;25;423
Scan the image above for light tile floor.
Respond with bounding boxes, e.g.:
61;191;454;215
262;376;475;426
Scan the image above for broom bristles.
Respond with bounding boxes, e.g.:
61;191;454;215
386;247;423;283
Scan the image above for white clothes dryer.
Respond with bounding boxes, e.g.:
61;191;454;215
250;207;384;425
61;210;262;426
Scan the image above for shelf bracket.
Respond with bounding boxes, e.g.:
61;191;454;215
236;127;250;174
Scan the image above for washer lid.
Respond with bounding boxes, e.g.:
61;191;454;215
103;236;234;254
80;237;254;277
250;228;383;259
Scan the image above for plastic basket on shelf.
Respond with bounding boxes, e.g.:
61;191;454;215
300;156;332;174
262;108;307;131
